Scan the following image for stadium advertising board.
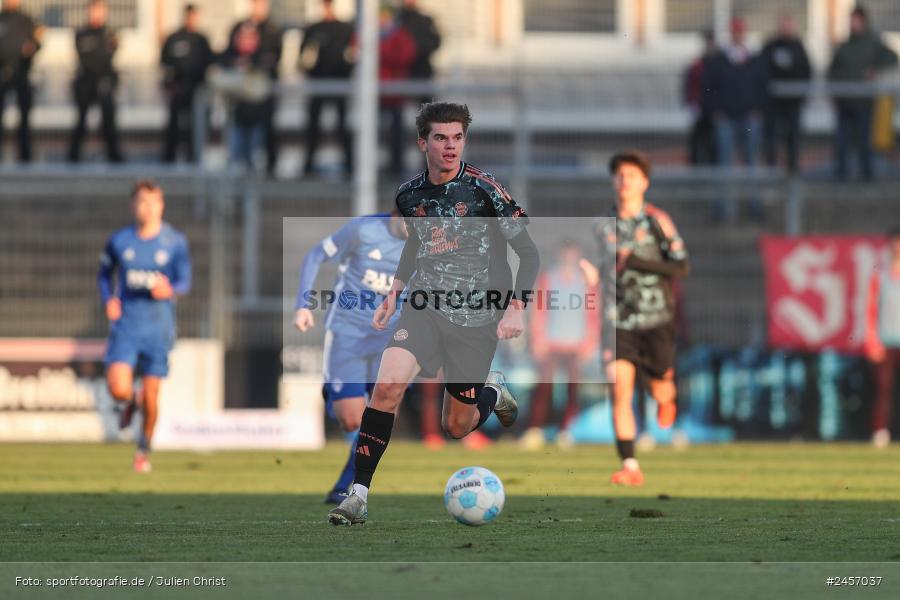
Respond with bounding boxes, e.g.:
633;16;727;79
761;236;886;353
0;339;223;443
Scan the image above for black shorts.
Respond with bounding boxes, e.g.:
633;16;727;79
616;322;676;380
387;307;499;404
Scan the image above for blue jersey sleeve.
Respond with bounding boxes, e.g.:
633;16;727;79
294;218;360;311
97;236;117;304
171;235;192;296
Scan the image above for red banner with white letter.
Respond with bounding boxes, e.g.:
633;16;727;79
761;236;886;354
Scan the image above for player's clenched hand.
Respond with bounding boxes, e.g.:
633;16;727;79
497;301;525;340
294;308;315;332
151;274;174;300
105;298;122;321
373;295;397;330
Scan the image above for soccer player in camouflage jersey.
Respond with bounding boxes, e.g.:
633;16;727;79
587;151;689;486
329;102;540;525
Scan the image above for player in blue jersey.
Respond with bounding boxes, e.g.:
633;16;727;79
293;211;408;503
98;180;191;473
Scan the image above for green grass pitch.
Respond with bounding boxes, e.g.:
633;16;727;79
2;441;900;564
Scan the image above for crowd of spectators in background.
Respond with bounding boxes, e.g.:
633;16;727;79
684;7;897;181
0;0;440;177
4;2;900;181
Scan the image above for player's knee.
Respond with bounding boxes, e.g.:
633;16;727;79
107;381;131;401
441;417;469;440
371;381;405;412
339;415;361;432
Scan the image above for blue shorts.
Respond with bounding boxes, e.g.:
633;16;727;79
105;322;175;378
323;329;387;418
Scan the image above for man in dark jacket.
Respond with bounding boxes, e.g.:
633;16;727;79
762;13;811;173
223;0;283;175
397;0;440;105
300;0;354;177
683;30;717;165
702;18;768;167
160;4;213;163
68;0;123;163
828;7;898;181
0;0;42;162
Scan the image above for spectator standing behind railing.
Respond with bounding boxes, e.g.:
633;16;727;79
68;0;123;163
828;6;897;182
864;228;900;449
397;0;441;107
221;0;283;172
702;18;768;168
223;0;283;175
519;241;600;451
160;4;213;164
376;5;416;178
0;0;42;163
300;0;354;179
761;13;810;174
682;30;717;166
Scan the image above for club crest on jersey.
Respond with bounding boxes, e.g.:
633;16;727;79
454;202;468;217
123;248;136;262
414;205;426;217
393;329;409;341
154;249;170;266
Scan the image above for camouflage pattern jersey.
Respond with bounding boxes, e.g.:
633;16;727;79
593;203;688;331
395;163;529;327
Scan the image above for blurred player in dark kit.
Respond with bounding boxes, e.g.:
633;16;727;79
329;102;539;525
589;151;689;486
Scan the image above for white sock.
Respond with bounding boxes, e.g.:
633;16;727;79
352;483;369;501
623;458;640;472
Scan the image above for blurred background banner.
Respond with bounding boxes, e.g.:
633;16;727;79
0;338;224;442
762;235;885;353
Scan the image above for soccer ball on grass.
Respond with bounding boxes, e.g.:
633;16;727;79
444;466;505;526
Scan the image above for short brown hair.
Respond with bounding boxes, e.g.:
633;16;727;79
416;102;472;140
132;178;162;199
609;150;652;178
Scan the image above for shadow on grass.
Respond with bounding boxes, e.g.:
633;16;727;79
3;493;900;563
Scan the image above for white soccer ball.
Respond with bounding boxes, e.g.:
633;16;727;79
444;466;505;526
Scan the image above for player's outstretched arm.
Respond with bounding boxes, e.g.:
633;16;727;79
374;223;419;331
373;277;405;330
497;230;539;340
293;219;361;324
